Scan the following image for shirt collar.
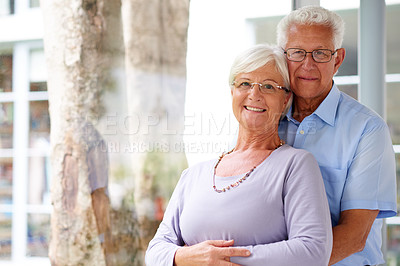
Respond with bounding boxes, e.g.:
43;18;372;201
285;82;341;126
314;82;340;126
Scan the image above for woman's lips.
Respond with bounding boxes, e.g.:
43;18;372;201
245;106;266;112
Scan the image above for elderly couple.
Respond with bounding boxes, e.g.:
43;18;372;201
146;6;397;266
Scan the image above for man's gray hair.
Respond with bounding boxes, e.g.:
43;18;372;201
277;5;345;49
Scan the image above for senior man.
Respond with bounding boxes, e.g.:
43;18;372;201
277;6;397;266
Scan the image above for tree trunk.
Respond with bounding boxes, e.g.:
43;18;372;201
41;0;117;264
121;0;190;258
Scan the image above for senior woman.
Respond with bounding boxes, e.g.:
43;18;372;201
145;44;332;266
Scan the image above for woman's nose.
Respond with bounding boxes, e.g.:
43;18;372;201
248;83;262;100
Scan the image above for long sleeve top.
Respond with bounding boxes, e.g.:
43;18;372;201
145;144;332;266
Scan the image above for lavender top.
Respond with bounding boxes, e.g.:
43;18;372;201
145;145;332;266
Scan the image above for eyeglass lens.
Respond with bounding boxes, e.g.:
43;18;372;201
286;48;334;62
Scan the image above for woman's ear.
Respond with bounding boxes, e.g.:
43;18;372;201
281;91;292;114
284;91;292;106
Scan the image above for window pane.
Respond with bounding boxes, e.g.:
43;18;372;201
30;82;47;92
336;84;357;100
0;54;12;92
387;224;400;265
28;156;50;205
334;9;358;77
0;158;12;204
0;102;13;149
387;82;400;144
0;0;14;16
0;213;11;260
29;101;50;148
396;153;400;212
387;5;400;74
27;213;50;257
30;0;40;8
29;49;47;87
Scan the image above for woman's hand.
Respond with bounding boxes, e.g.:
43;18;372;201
174;239;250;266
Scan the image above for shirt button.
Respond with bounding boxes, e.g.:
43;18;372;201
299;130;305;135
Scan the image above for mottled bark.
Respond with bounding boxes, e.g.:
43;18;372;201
121;0;190;258
42;0;189;263
40;0;117;265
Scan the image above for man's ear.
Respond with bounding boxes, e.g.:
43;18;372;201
334;48;346;73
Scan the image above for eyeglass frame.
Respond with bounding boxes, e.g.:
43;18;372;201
231;80;290;93
284;48;339;63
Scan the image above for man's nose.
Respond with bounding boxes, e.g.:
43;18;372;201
302;53;316;69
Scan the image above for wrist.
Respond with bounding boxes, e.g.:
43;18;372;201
174;247;184;266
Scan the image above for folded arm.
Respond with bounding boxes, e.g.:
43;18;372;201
329;209;379;265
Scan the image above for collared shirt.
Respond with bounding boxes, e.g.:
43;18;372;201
279;83;397;266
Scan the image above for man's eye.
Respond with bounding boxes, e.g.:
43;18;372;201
314;50;326;56
292;50;304;55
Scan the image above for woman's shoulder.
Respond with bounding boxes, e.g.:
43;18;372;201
180;158;217;178
277;144;315;159
275;144;319;168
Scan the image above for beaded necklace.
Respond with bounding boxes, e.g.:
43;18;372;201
212;139;284;193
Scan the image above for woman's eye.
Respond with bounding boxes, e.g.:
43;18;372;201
263;84;274;90
240;82;251;87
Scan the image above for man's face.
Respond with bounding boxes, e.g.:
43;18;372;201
285;24;345;105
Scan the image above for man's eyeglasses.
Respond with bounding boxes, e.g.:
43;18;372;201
231;81;290;94
284;48;338;63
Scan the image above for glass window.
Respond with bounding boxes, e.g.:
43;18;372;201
28;156;50;206
29;0;40;8
30;82;47;92
0;0;14;16
388;5;400;74
26;213;50;257
387;224;400;265
29;49;47;91
0;102;13;149
336;84;357;100
29;101;50;148
387;82;400;145
0;54;12;93
0;158;12;204
0;212;11;260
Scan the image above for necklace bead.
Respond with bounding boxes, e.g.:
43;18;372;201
212;139;284;193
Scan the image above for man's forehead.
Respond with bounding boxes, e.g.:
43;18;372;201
286;24;334;48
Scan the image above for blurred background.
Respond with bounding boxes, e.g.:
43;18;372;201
0;0;399;265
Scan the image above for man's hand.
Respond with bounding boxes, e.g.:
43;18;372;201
174;239;251;266
329;209;379;265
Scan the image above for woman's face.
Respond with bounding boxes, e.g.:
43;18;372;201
231;62;290;134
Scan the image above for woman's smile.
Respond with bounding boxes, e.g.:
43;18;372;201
244;106;266;112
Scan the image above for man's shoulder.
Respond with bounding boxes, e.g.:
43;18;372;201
337;91;387;127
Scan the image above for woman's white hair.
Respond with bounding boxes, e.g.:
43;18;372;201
277;5;345;49
229;43;292;119
229;44;289;89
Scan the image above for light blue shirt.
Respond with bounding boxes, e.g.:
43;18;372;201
279;83;397;266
